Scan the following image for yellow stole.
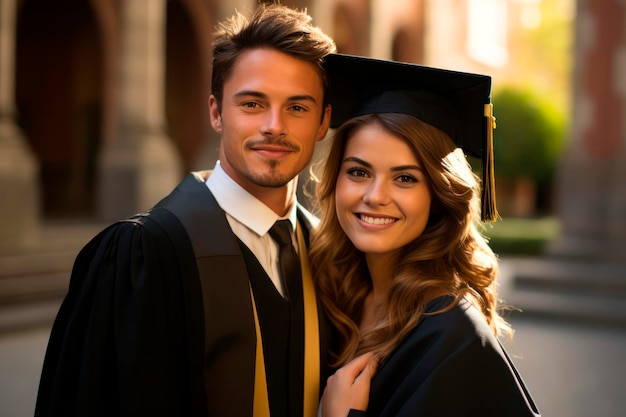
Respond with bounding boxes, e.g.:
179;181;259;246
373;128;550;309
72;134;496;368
250;222;320;417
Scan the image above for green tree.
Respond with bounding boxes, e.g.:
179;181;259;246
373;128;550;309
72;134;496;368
492;86;566;185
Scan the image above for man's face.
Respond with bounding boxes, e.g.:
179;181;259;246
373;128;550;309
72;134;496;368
209;48;330;195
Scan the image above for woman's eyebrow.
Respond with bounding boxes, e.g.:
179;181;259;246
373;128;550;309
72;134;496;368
342;156;423;172
342;156;371;167
391;164;423;172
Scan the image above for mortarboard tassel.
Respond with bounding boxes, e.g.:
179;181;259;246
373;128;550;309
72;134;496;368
482;103;499;221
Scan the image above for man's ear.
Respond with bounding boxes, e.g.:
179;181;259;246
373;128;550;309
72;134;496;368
209;95;222;133
317;104;332;142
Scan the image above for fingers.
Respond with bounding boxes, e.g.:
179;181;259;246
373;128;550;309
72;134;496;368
321;352;378;417
355;353;378;383
334;352;376;382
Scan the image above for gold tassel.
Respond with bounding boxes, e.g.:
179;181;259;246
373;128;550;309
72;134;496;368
482;103;499;221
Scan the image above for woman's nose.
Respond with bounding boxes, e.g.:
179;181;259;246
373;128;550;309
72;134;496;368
363;179;391;205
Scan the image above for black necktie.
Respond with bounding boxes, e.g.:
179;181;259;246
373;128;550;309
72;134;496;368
268;220;301;301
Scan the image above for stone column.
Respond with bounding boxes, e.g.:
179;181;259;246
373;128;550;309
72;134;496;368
217;0;256;21
0;0;40;252
549;0;626;263
98;0;181;221
499;0;626;326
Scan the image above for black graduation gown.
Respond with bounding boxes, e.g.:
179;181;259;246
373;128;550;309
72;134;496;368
34;172;330;417
349;296;541;417
34;207;206;417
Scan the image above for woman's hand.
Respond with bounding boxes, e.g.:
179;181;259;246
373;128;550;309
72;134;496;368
321;352;378;417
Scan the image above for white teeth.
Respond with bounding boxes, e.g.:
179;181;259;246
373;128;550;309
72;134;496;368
359;215;396;225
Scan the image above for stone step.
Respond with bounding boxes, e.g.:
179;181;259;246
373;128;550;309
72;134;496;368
0;221;103;256
498;257;626;327
0;250;77;278
0;254;72;333
500;286;626;327
0;271;70;306
510;257;626;296
0;244;83;307
0;299;61;334
0;222;102;332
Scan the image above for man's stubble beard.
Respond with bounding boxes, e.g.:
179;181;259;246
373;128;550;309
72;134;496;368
245;160;299;188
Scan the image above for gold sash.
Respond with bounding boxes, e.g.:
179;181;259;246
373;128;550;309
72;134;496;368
251;222;320;417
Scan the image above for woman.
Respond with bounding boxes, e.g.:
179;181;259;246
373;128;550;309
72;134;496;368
309;54;541;417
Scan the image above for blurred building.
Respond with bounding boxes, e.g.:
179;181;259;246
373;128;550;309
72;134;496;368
549;0;626;262
1;0;624;262
0;0;426;250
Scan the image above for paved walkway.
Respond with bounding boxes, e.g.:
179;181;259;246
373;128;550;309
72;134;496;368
504;315;626;417
0;325;49;417
1;311;626;416
2;228;626;417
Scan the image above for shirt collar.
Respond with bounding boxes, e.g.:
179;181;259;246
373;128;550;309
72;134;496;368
206;161;298;236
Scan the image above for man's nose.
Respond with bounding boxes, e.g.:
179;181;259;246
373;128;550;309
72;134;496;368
261;108;286;137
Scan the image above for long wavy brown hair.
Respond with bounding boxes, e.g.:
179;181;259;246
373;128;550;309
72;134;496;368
308;113;510;366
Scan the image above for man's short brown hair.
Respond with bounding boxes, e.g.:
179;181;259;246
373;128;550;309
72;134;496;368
211;3;336;110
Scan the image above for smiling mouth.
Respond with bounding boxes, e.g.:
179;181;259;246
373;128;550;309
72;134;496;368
254;145;293;152
358;214;397;225
248;139;299;153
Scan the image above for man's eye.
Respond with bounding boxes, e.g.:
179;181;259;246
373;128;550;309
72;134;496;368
290;105;306;112
242;102;261;108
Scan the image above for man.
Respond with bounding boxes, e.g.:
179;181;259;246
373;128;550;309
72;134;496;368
35;4;336;417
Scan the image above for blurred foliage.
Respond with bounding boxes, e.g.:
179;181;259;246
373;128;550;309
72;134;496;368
492;86;567;184
489;0;573;189
482;217;560;256
507;0;575;112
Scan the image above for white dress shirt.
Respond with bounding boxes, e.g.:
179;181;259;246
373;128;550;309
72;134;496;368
206;161;298;298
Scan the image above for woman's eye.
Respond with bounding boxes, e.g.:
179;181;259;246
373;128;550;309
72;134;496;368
347;168;368;178
397;174;417;183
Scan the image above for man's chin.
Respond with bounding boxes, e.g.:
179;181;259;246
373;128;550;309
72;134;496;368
246;170;297;189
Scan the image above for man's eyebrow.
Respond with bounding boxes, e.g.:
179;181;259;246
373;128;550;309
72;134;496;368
287;94;318;104
234;90;318;104
234;90;267;99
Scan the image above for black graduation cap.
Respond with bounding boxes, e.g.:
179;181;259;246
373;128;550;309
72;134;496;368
323;53;498;221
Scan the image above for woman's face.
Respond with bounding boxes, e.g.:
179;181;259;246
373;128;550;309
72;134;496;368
335;122;432;258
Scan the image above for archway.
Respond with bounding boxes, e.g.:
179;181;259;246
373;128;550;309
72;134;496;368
166;0;212;173
16;0;103;218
